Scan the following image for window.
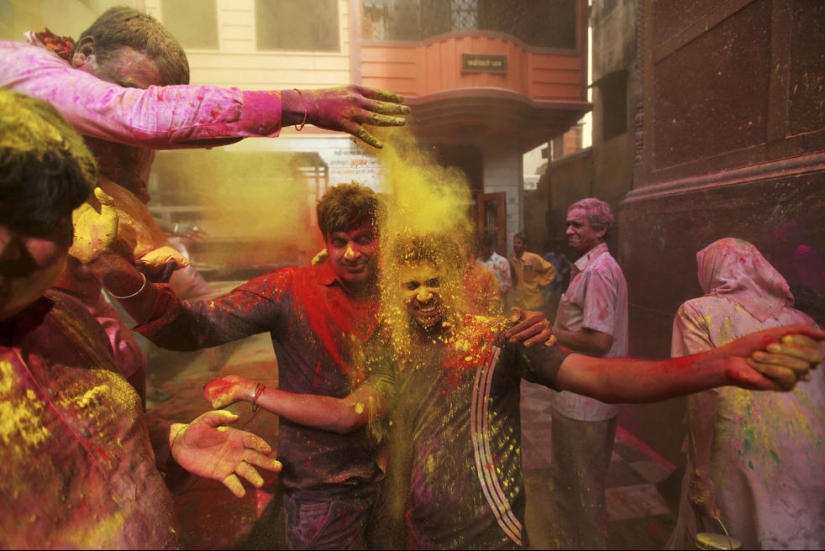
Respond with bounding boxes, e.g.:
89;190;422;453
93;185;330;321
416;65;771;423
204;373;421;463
362;0;577;49
256;0;339;52
598;70;628;141
162;0;219;49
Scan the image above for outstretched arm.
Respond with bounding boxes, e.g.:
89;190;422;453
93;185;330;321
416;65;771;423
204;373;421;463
204;375;390;434
3;44;408;150
552;326;613;357
281;86;409;149
170;410;282;498
556;325;824;402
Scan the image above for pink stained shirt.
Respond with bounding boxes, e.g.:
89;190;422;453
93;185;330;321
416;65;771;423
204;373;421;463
550;242;629;421
0;291;180;549
0;38;284;149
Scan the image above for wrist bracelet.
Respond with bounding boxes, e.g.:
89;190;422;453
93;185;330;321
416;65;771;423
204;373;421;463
293;88;307;131
251;382;266;412
108;272;147;300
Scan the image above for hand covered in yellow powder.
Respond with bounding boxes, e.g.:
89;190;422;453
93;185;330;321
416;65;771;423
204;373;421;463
170;410;282;498
137;245;189;282
745;332;823;389
203;375;256;409
70;187;124;264
716;325;825;391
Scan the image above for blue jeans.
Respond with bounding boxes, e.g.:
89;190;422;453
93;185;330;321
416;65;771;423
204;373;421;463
285;483;380;550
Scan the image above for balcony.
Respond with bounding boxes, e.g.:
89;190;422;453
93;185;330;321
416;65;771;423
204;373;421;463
357;0;592;152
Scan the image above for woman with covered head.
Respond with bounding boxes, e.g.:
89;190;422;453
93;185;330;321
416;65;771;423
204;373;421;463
666;237;825;550
204;229;824;550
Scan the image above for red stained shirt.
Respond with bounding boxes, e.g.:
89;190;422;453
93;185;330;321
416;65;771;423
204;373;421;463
137;261;384;497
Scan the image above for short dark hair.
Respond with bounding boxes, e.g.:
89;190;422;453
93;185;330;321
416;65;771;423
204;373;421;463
75;6;190;85
316;182;383;237
0;91;96;233
514;232;529;244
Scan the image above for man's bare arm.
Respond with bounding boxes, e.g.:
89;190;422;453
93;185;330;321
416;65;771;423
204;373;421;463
556;325;824;402
204;375;390;434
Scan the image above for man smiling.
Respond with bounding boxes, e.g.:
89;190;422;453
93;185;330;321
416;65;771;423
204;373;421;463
202;231;823;550
87;182;390;549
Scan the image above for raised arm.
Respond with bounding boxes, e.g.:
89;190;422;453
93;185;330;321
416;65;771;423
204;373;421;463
2;43;407;149
556;325;825;403
203;375;390;434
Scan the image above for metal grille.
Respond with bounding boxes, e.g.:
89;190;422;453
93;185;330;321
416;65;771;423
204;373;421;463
362;0;578;49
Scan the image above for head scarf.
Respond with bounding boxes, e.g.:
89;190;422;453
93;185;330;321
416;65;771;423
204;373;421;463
697;237;793;322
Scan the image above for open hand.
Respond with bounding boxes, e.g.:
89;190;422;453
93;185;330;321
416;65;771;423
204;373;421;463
505;307;555;347
301;85;409;148
717;325;824;391
170;410;281;498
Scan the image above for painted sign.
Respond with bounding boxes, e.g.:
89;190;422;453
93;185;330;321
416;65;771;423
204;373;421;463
461;54;507;74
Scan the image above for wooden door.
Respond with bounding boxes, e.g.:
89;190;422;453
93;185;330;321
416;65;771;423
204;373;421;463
475;192;507;256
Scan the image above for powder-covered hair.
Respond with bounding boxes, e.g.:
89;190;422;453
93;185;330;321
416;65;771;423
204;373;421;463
316;181;384;237
0;90;96;232
75;6;190;86
568;197;615;239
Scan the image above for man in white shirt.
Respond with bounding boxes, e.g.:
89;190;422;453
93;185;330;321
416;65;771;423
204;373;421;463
548;197;628;550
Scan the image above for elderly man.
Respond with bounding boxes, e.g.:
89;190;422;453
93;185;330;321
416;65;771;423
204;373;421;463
201;232;823;550
547;197;628;549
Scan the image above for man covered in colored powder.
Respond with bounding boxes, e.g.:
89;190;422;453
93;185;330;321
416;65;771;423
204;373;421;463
0;8;409;151
0;90;282;549
83;181;467;549
546;197;628;550
40;7;196;410
202;231;823;550
666;238;825;550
